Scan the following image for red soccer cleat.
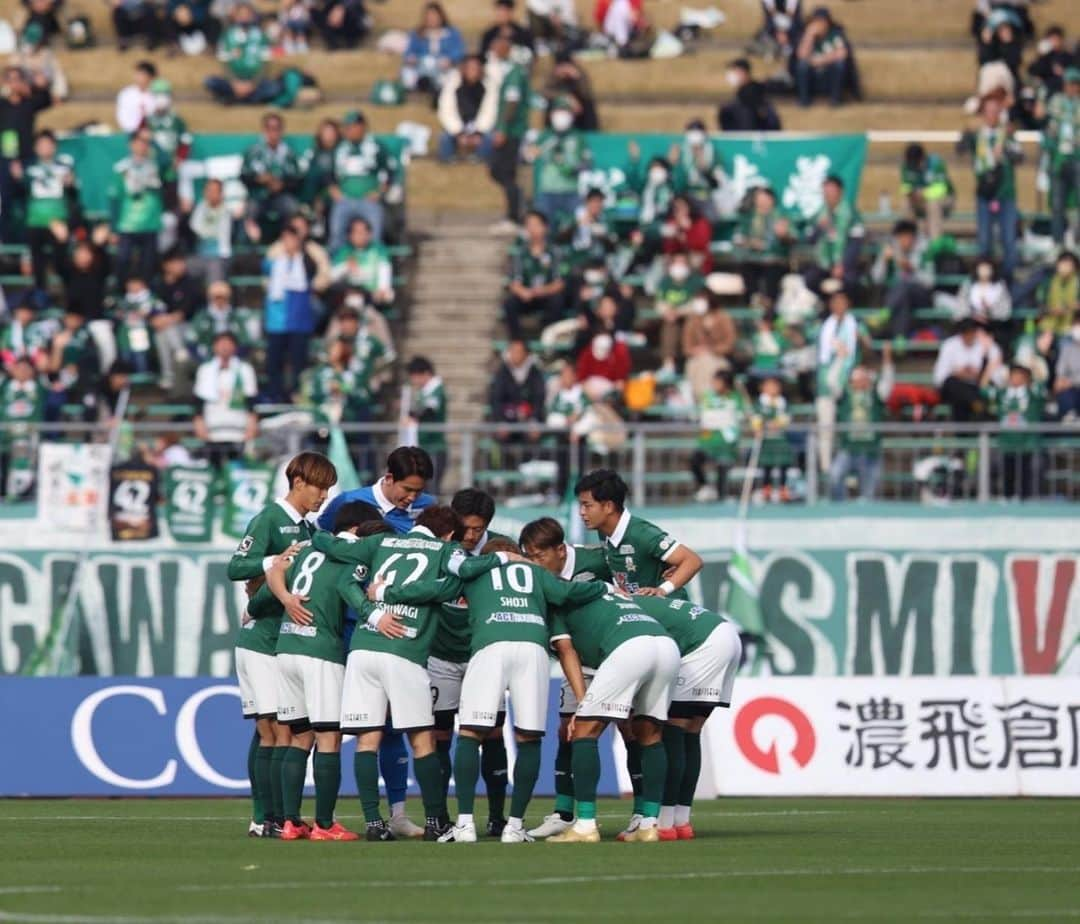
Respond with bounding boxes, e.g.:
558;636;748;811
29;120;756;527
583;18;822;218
280;820;310;841
675;823;695;840
310;822;360;842
657;827;679;842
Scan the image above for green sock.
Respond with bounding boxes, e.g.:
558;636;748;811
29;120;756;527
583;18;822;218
247;731;264;824
508;739;541;820
481;736;508;821
254;746;273;825
435;738;453;797
662;725;687;809
281;747;309;823
571;738;600;820
626;739;644;815
313;751;341;830
639;742;667;820
453;736;481;816
679;732;702;808
269;746;287;822
354;750;382;824
414;753;447;822
553;737;575;816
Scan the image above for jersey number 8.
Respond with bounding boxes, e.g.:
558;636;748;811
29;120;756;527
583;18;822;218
290;552;326;597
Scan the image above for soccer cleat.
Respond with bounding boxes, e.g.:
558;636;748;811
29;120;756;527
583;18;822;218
527;813;573;839
500;826;534;844
445;820;477;843
247;821;264;838
280;820;310;841
389;815;425;839
265;821;283;839
366;820;396;842
675;823;695;840
548;826;601;844
310;822;359;842
657;827;679;841
428;820;457;842
486;817;508;838
622;825;660;843
614;813;644;842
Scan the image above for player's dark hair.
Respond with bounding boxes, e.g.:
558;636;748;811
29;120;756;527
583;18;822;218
482;536;521;556
386;446;434;482
286;451;338;491
356;519;395;538
519;517;564;551
575;469;628;512
416;505;460;539
135;60;157;78
904;142;925;168
406;355;435;376
332;501;384;533
824;174;844;189
451;488;495;526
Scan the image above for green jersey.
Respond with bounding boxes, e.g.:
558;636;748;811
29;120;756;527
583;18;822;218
241;139;300;204
838;387;886;454
219;24;270;80
186;306;257;363
0;377;45;450
228;499;315;655
672;144;721;202
737;210;790;259
549;592;669;670
25;155;76;227
410;376;447;454
331;241;392;293
656;272;705;309
634;594;725;657
300;357;380;423
558;543;611;583
986;382;1045;451
599;510;687;599
899;152;952;201
510;244;560;289
1045;93;1080;169
547;383;588;422
332;137;391;200
146;110;192;181
108;156;164;233
810;198;860;270
535;130;587;195
495;63;530;139
698;389;745;461
973;124;1018;202
754;394;793;467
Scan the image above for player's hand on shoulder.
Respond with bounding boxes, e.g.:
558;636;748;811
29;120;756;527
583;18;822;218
635;586;665;597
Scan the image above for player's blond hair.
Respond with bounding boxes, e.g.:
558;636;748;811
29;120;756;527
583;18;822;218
286;452;338;490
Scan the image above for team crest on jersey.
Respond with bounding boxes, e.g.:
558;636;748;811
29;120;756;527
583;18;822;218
353;564;369;582
618;544;634;555
659;536;674;550
624;558;636;572
237;536;254;553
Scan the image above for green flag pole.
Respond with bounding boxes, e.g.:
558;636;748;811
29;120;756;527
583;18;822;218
726;430;768;675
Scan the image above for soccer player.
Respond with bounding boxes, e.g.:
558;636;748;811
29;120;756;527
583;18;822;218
547;592;681;844
574;468;703;840
440;537;608;844
228;450;337;837
634;595;741;840
518;516;611;839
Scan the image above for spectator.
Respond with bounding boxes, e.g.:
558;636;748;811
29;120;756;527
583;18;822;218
751;374;793;502
331;296;395;369
401;2;466;99
329;217;394;309
192;331;258;466
112;0;160;52
0;297;52;371
900;143;955;242
240;112;300;242
116;60;156;134
21;129;78;293
1053;322;1080;420
568;262;630;334
681;293;738;399
311;0;369;51
489;338;546;439
749;314;788;377
488;33;531;234
735;186;792;303
954;257;1012;331
1045;68;1080;247
279;0;313;55
46;309;100;420
624;145;674;240
112;275;162;376
12;21;68;102
204;3;276;105
300;336;370;426
108;129;164;287
405;356;448;493
805;174;862;293
22;0;63;40
543;52;599;131
756;0;803;62
528;96;587;225
0;355;46;496
970;93;1021;281
829;347;894;502
527;0;578;55
162;0;218;54
1038;251;1079;337
661;194;714;273
576;332;629;401
437;55;496;163
328;110;391;249
596;0;650;58
286;213;332;298
299;118;340;217
546;359;588;495
503;210;565;338
558;188;617;270
976;8;1023;86
145;80;191;208
815;288;863;471
871;219;935;339
654;250;705;377
986;362;1045;499
570;290;633;355
187;281;256;363
933;319;1004;421
480;0;535;66
671;124;725;221
690;369;744;502
262;225;317;402
793;7;854;108
718;58;781;132
59;230;111;321
187;178;233;283
1028;26;1072;100
97;360;134;422
0;66;54;237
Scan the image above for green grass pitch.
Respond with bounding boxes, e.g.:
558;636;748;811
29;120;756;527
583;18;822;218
2;798;1078;923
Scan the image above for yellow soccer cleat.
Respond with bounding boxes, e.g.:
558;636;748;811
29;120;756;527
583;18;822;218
547;827;601;844
621;825;660;843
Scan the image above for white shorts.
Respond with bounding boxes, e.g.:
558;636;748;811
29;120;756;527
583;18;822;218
428;655;467;714
578;635;681;723
558;668;595;716
341;649;434;733
671;623;742;714
276;652;345;730
459;641;549;735
236;647;278;719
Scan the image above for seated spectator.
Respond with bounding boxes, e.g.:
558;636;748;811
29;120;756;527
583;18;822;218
969;93;1021;281
671;124;726;221
954;257;1013;340
690;369;744;502
21;129;78;293
1038;251;1079;337
108;129;164;287
46;309;100;420
735;186;792;303
1045;69;1080;247
567;261;631;333
262;225;317;402
543;52;599;131
96;360;134;422
0;66;53;241
329;217;394;309
900;143;954;242
22;0;63;40
59;230;111;321
115;60;156;134
624;144;674;243
1028;25;1072;100
401;3;466;98
187;178;233;283
871;220;935;339
682;293;737;399
595;0;651;58
756;0;803;62
112;275;163;376
489;338;546;441
751;374;793;502
576;332;629;402
718;58;781;132
661;194;714;274
986;362;1045;499
804;174;862;293
815;288;864;470
300;335;373;425
162;0;218;55
310;0;369;51
527;0;578;56
829;346;894;502
503;210;566;339
193;331;258;466
187;281;256;363
793;6;855;108
240;112;300;242
204;3;277;106
1053;323;1080;420
12;22;68;102
437;55;496;163
0;296;52;372
328;110;391;249
331;296;395;367
933;318;1004;421
279;0;313;55
977;8;1023;86
112;0;161;52
557;189;617;270
528;96;588;225
0;355;47;496
480;0;535;67
655;250;705;376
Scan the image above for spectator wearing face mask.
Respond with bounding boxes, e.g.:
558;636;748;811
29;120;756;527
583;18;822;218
1053;322;1080;420
681;294;737;399
756;0;803;62
953;257;1012;342
718;59;781;132
661;194;714;274
624;144;674;249
654;251;704;377
543;52;599;131
576;332;629;402
528;97;589;227
670;120;726;219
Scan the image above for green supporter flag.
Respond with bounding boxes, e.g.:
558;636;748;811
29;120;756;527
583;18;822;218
327;427;360;493
725;523;765;638
164;465;216;543
222;461;274;540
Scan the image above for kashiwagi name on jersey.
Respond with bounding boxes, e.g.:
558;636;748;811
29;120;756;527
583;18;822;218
382;536;444;552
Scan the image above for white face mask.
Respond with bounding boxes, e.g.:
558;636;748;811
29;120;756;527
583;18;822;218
592;335;613;360
152;94;171;113
725;71;739;88
584;270;606;286
691;297;708;315
669;263;690;283
685;130;706;148
551;110;574;132
648;167;668;185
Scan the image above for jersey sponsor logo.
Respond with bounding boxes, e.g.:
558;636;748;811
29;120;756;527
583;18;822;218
278;525;301;534
618;544;634;555
235;536;254;555
385;536;441;551
485;612;546;626
385;604;420;619
624;558;637;572
280;623;317;638
573;571;597;582
615;614;658;626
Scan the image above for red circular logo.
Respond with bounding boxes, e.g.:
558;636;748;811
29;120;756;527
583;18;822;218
734;697;816;774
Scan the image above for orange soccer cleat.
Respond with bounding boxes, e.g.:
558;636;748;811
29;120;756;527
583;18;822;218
657;827;679;841
310;822;360;842
280;820;311;841
675;823;695;840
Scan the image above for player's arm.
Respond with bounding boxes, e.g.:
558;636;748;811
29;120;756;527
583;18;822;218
226;514;274;581
338;575;409;639
311;531;378;565
371;572;465;606
244;582;282;623
266;553;312;625
539;570;608;607
550;608;587;733
446;547;521;581
638;524;703;597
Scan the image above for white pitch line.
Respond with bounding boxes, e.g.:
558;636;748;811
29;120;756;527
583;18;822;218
0;888;63;896
920;912;1080;920
0;913;387;924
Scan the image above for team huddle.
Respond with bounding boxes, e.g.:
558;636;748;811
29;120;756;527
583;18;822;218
231;447;741;844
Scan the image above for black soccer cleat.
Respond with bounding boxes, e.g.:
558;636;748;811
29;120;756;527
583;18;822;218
366;820;396;842
486;817;508;838
265;821;284;839
424;818;454;842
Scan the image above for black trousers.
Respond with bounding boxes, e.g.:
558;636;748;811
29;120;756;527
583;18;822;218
113;4;160;46
489;137;522;223
939;376;983;422
27;226;63;291
690;449;730;496
503;292;564;339
1001;451;1035;500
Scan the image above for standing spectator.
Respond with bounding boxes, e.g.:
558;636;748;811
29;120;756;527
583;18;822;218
489;338;546;440
596;0;650;58
328;110;391;249
900;143;954;242
970;93;1021;281
59;230;111;321
112;0;160;51
1053;323;1080;420
1028;26;1072;100
502;210;565;338
527;0;577;55
405;356;448;493
543;52;599;131
815;288;862;471
22;129;78;293
488;33;530;234
871;220;935;339
311;0;369;51
986;363;1044;499
187;281;256;363
976;9;1023;87
262;225;317;402
204;3;276;106
654;250;704;377
829;347;894;502
109;129;164;287
576;332;629;401
546;359;588;495
751;374;793;502
756;0;803;61
793;7;853;108
115;60;156;134
1044;68;1080;247
287;213;332;297
690;369;744;502
661;194;713;273
12;22;69;102
529;97;587;225
681;294;737;399
1;297;52;371
0;356;46;497
480;0;535;65
46;310;100;420
0;66;53;237
735;186;792;303
112;275;162;375
671;123;725;221
437;55;496;164
1037;251;1079;337
145;80;191;208
192;331;258;467
718;58;781;132
400;3;466;98
329;217;394;309
932;319;1004;421
154;249;200;388
805;174;862;292
187;178;233;283
240;112;300;242
298;118;340;219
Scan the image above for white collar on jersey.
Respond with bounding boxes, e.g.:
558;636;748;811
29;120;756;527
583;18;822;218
411;525;436;539
371;479;396;515
335;531;359;542
468;530;489;557
559;543;577;580
606;508;632;547
276;497;304;524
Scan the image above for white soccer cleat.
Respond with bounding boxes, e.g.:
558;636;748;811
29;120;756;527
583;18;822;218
450;820;477;843
501;826;535;844
527;813;573;839
247;820;264;838
615;813;644;842
388;815;425;839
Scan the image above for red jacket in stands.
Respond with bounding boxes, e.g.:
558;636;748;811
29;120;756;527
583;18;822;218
576;338;631;385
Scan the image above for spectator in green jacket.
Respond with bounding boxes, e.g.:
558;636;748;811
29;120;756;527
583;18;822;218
502;210;566;338
870;219;935;339
1045;68;1080;246
204;3;277;105
406;355;448;493
985;363;1045;499
804;174;862;293
328;109;393;249
529;96;588;226
970;93;1021;281
690;369;745;502
240;112;300;243
734;185;792;303
108;128;164;286
488;32;531;233
900;143;954;242
329;217;395;309
186;281;257;363
829;344;893;502
21;128;78;292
